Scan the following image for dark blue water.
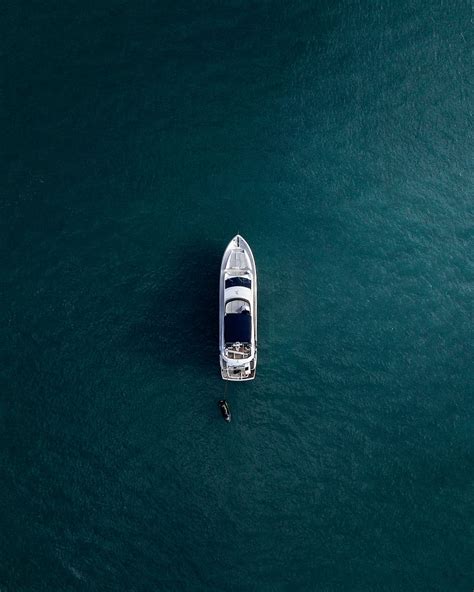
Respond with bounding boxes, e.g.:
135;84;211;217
2;2;473;590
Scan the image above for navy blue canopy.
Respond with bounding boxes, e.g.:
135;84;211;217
224;313;251;343
225;277;251;289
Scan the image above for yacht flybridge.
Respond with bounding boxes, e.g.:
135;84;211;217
219;235;257;381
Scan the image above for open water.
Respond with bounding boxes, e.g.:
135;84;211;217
2;1;473;590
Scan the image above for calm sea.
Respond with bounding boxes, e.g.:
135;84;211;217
2;1;472;590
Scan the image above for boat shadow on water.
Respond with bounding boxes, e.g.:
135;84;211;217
129;242;220;370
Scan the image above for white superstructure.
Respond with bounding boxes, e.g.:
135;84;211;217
219;235;257;381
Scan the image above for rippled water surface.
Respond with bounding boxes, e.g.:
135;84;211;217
2;1;473;590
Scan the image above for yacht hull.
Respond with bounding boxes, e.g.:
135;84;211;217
219;235;257;381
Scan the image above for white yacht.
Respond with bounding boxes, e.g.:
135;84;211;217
219;235;257;381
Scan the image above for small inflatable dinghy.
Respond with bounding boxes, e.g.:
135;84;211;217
218;399;231;422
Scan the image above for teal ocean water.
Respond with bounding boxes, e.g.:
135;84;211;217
2;2;473;590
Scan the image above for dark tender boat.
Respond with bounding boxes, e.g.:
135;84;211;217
218;399;231;422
